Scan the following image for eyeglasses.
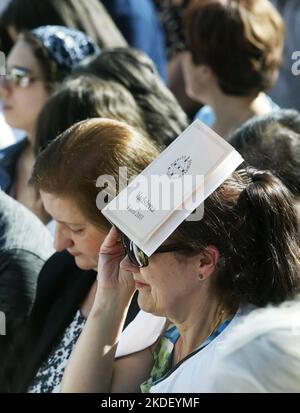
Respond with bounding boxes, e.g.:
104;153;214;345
0;67;41;88
121;234;192;268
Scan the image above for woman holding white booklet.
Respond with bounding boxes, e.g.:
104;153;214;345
59;139;300;391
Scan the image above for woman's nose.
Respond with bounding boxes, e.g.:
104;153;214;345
120;255;140;273
54;224;74;252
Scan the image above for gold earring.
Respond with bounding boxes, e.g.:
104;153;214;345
198;273;204;281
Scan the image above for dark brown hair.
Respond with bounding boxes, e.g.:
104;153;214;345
31;118;160;230
185;0;284;95
34;75;148;155
76;47;188;146
173;168;300;307
229;109;300;198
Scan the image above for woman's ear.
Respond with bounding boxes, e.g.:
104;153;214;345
198;245;220;280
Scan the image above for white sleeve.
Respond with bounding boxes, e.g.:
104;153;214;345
116;310;166;358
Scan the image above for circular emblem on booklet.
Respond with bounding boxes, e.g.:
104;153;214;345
167;155;192;178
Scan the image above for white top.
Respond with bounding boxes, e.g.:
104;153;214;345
116;310;166;357
149;306;254;393
209;298;300;393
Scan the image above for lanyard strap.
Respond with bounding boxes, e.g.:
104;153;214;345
140;319;232;393
196;319;232;352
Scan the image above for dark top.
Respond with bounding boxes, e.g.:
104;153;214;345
102;0;167;81
0;191;54;367
1;250;140;393
0;138;28;193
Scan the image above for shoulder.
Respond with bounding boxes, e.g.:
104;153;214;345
265;95;280;111
207;300;300;392
0;138;28;192
215;300;300;355
0;191;54;259
149;307;253;393
0;248;45;281
0;112;15;150
0;138;28;163
35;251;79;293
0;249;44;321
33;251;96;312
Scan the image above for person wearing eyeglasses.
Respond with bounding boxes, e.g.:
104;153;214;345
0;25;99;223
1;118;161;393
58;165;300;391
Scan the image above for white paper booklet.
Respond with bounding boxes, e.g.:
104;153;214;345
102;119;243;256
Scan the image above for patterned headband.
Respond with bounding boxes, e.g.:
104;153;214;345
32;25;100;73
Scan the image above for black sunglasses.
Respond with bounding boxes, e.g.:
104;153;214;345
121;234;192;268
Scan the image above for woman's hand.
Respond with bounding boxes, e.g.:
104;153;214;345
96;226;135;297
62;227;139;394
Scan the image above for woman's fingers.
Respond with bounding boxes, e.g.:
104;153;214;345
99;226;121;254
97;226;125;281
